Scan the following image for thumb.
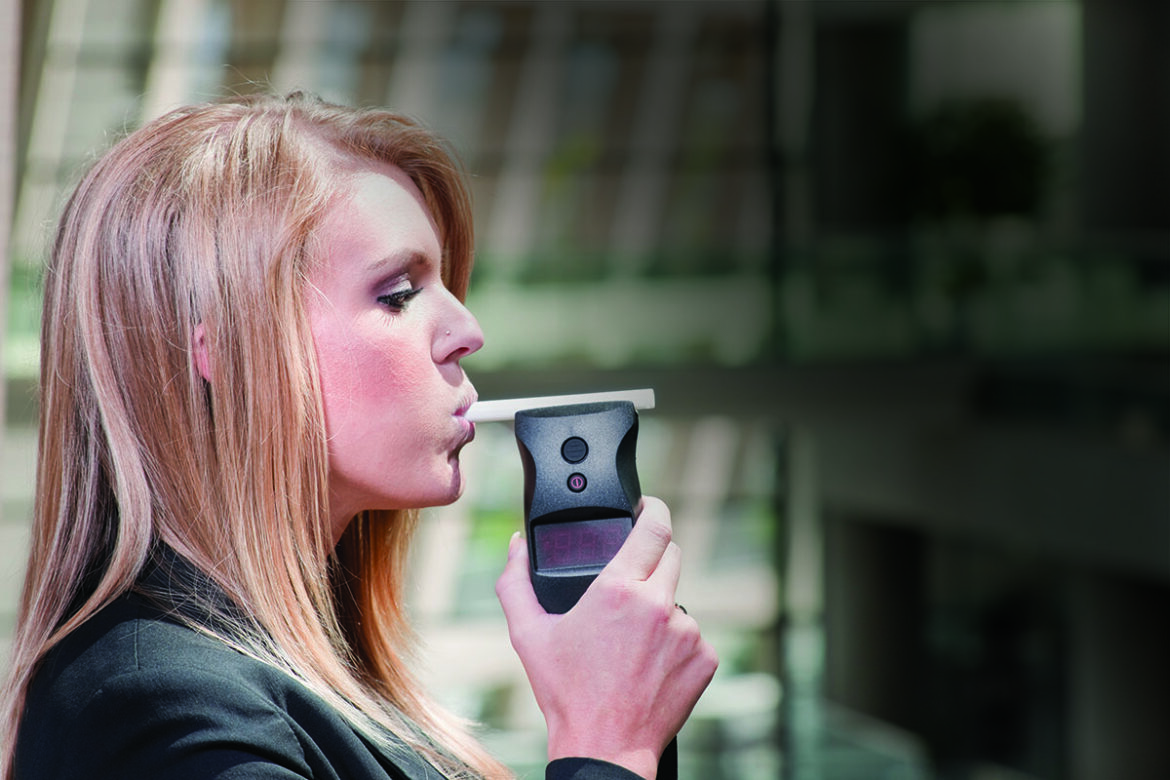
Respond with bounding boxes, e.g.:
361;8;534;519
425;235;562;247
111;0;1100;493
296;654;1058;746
495;532;545;637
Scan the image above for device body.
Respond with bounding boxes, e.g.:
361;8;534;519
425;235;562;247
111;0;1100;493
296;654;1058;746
514;400;641;614
513;398;677;778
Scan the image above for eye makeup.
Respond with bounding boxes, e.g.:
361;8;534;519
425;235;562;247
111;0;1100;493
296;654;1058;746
376;285;423;311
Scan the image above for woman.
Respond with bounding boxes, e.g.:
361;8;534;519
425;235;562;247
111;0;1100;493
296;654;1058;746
0;93;716;779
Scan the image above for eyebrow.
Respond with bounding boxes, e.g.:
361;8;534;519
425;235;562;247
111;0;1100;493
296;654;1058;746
363;249;433;279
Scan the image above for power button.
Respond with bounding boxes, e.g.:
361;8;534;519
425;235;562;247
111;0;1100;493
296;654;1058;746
567;473;587;493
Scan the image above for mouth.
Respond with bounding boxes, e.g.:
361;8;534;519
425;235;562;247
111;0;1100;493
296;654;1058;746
455;389;478;419
455;388;478;443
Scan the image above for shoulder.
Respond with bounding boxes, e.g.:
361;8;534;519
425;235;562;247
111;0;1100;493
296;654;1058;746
23;591;298;728
32;591;264;690
16;593;402;779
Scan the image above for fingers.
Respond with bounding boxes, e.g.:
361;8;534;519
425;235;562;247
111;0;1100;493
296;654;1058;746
498;496;682;642
602;496;674;583
495;532;545;643
646;534;682;597
495;498;720;775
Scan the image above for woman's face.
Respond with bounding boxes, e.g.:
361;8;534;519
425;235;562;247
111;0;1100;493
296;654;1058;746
306;162;483;542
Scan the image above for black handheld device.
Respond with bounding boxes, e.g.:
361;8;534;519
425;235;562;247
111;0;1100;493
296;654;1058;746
513;399;678;778
514;400;642;614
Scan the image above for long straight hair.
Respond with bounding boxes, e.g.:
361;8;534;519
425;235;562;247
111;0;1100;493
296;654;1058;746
0;93;508;779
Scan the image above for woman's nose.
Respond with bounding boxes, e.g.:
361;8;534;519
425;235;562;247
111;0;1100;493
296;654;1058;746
434;293;484;363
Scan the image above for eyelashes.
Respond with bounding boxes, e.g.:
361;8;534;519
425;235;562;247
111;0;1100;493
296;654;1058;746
376;286;424;311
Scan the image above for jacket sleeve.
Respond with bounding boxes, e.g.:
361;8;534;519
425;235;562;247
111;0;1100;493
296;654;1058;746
546;757;644;780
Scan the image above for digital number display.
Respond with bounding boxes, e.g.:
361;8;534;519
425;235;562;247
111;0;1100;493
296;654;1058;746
533;517;632;570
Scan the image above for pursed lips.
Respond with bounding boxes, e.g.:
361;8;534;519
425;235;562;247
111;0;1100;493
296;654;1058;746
454;389;478;444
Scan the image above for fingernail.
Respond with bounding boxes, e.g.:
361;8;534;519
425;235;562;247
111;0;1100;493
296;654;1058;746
507;531;521;559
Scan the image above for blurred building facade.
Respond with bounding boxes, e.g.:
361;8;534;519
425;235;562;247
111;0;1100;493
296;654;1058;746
2;1;1168;779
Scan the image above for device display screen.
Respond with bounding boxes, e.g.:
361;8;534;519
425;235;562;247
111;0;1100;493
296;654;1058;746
533;516;632;570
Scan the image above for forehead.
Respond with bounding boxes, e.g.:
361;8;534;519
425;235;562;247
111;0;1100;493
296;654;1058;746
314;162;441;273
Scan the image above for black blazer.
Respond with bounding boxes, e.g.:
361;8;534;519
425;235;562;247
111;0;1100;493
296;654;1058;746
15;553;639;780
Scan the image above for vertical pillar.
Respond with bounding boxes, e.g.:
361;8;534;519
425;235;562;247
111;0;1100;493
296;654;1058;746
0;0;19;470
778;427;825;780
9;0;88;269
1067;572;1170;780
482;2;571;279
1080;0;1170;233
384;0;456;122
822;513;924;733
141;0;213;121
608;5;699;277
784;427;822;622
811;12;909;231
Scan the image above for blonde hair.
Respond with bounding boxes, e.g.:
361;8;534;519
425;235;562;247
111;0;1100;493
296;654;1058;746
0;93;507;779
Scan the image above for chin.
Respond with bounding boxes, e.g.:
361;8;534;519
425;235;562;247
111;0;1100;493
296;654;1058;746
440;471;467;505
409;464;467;509
445;455;469;500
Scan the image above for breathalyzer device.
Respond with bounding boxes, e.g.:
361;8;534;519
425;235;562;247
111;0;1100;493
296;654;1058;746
465;389;678;778
514;400;641;614
467;389;655;610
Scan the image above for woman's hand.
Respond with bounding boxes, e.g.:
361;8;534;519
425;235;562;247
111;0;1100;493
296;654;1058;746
495;496;719;779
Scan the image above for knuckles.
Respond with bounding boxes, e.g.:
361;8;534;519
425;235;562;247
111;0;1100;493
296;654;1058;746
588;576;641;613
636;500;674;545
642;517;673;551
698;639;720;677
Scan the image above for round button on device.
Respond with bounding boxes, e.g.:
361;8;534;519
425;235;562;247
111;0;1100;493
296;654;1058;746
561;436;588;464
567;473;587;493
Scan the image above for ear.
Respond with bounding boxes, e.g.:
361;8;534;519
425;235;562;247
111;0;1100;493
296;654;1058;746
192;323;213;382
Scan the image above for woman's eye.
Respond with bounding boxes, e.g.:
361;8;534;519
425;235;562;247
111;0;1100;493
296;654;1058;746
377;286;423;311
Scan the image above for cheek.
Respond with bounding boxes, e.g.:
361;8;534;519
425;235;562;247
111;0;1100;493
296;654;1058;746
316;327;429;437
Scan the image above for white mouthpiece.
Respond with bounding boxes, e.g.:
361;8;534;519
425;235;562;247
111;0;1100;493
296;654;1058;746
465;389;656;423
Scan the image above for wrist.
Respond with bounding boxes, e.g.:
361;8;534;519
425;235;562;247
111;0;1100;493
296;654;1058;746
548;734;659;779
547;757;650;780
